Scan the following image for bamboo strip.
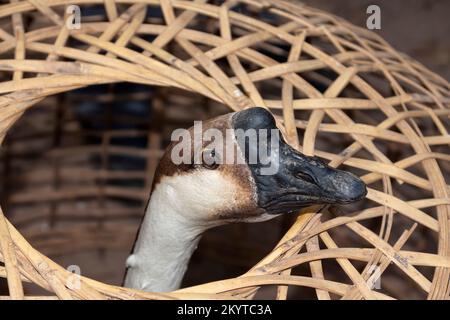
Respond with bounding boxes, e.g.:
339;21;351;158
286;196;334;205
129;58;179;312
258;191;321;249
0;0;448;300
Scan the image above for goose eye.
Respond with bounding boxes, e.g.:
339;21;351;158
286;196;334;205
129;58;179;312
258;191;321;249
202;149;220;170
296;172;315;184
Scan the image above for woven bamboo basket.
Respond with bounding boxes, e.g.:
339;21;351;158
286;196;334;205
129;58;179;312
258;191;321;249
0;0;449;300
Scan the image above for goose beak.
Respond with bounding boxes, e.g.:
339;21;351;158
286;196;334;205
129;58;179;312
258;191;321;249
232;107;367;215
259;142;367;215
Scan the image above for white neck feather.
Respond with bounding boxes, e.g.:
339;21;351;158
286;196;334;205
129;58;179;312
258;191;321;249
123;172;230;292
123;189;208;292
123;168;265;292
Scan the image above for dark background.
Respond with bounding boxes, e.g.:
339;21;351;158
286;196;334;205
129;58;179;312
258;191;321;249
298;0;449;80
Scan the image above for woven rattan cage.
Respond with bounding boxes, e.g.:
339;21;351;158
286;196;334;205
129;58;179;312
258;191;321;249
0;0;449;300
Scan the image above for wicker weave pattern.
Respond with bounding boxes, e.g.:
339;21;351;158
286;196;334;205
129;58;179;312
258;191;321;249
0;0;449;300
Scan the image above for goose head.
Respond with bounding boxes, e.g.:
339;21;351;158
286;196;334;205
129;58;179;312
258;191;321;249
152;107;367;227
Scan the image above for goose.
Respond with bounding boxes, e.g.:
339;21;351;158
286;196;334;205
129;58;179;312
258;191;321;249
123;107;367;292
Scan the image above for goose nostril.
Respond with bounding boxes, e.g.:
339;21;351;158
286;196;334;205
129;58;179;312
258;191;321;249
295;172;316;185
